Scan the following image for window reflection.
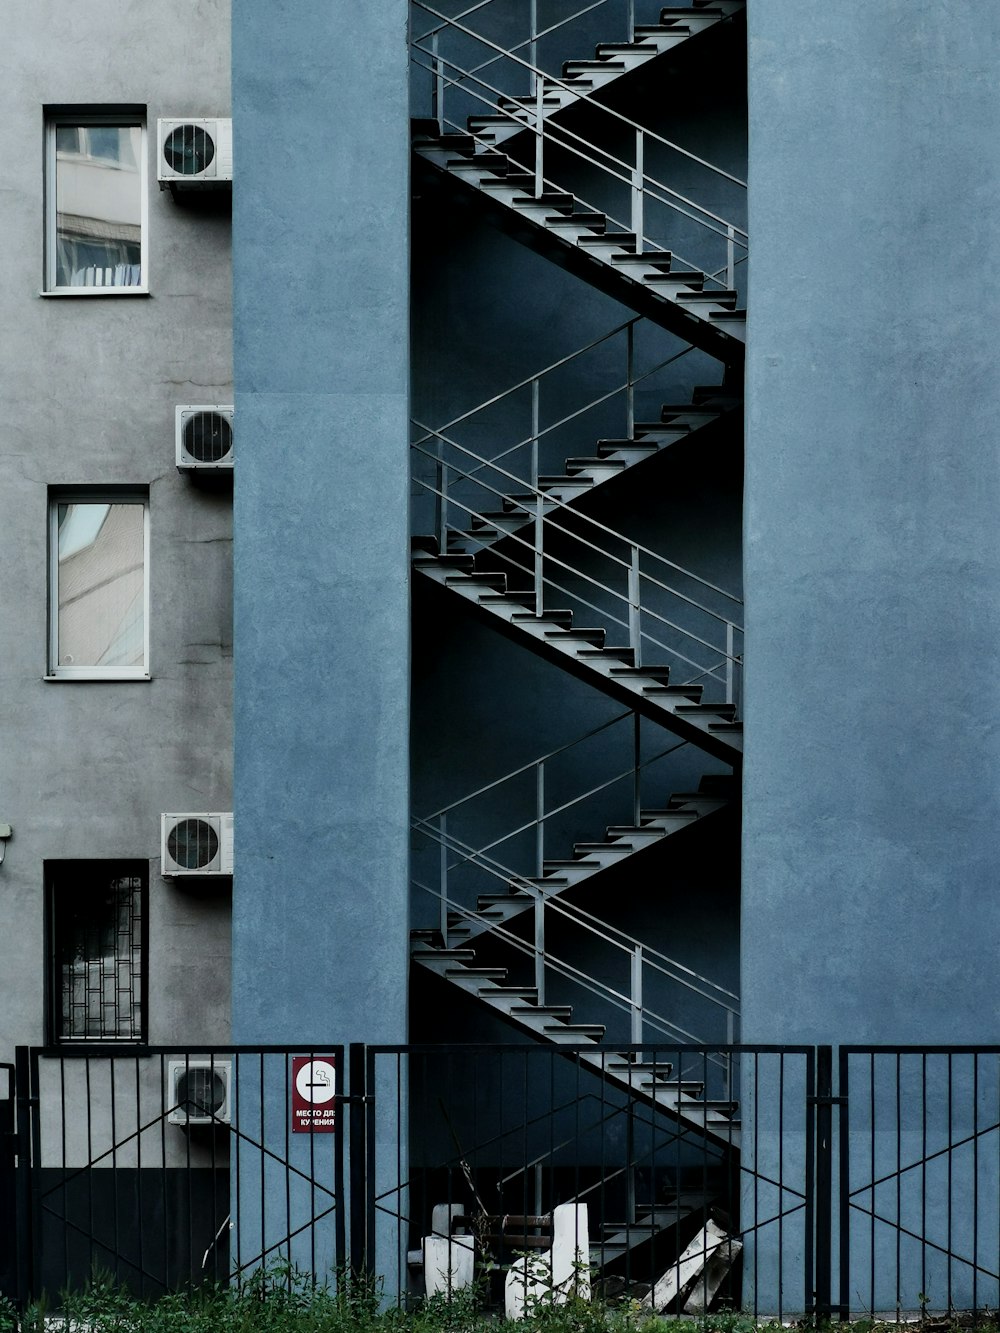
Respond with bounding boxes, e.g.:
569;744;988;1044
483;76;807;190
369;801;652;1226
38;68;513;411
56;502;145;669
55;123;142;287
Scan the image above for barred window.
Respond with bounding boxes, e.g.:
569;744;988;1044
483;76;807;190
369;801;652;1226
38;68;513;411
47;861;147;1042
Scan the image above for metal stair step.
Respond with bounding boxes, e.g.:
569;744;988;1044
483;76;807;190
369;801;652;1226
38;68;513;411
563;59;628;75
543;858;602;871
565;456;626;473
542;627;606;645
542;1023;605;1038
444;573;506;589
577;231;636;251
508;191;575;211
674;702;738;719
642;270;707;289
596;41;678;55
641;684;712;699
660;403;726;421
596;439;660;457
445;967;507;981
510;1005;573;1019
481;986;538;999
477;892;530;909
412;947;475;963
675;289;738;308
511;609;573;627
608;665;671;681
543;212;607;232
605;1060;673;1076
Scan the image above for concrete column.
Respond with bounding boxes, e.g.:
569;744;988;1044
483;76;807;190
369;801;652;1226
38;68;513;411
232;0;410;1047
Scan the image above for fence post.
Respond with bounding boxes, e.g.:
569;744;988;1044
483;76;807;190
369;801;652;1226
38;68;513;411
632;129;644;254
349;1044;370;1281
726;621;735;706
838;1047;851;1322
13;1047;34;1311
726;223;735;291
814;1045;834;1322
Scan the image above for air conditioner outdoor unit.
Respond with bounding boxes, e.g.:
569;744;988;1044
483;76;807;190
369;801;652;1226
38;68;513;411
161;813;234;877
157;118;232;188
176;405;234;471
167;1059;232;1126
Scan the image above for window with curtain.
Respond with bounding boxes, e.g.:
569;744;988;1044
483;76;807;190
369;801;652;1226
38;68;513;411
46;114;146;291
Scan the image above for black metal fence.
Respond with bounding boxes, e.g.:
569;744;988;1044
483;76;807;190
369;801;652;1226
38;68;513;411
5;1042;1000;1320
839;1047;1000;1319
7;1046;345;1307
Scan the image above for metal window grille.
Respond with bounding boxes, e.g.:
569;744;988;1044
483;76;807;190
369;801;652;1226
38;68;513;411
49;862;146;1042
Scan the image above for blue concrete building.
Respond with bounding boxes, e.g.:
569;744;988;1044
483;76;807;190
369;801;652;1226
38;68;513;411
5;0;999;1316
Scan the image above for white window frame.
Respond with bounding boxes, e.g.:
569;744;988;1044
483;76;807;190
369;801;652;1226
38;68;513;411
46;488;151;681
43;110;149;296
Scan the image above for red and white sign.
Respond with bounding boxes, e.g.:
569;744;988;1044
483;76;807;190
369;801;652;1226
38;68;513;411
291;1055;338;1133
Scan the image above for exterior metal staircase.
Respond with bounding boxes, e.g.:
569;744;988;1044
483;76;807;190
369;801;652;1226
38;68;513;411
462;2;746;150
411;935;739;1149
441;775;732;948
443;385;741;558
414;135;746;363
409;0;746;1271
412;551;742;765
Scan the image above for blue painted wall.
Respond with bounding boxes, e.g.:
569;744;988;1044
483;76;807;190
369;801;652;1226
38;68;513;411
743;0;1000;1045
231;0;410;1046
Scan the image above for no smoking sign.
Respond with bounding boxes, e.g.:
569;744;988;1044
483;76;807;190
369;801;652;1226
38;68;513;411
291;1055;338;1133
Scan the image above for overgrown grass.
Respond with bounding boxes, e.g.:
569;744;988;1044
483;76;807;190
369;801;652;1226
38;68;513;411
2;1272;998;1333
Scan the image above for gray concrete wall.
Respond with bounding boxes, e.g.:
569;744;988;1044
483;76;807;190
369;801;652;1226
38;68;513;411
743;0;1000;1045
231;0;411;1046
0;0;233;1061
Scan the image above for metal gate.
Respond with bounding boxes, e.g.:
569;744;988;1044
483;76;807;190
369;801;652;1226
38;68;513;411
839;1046;1000;1319
12;1045;345;1304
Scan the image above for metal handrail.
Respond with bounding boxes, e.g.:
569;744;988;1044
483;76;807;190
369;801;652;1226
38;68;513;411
414;822;739;1015
415;470;738;685
421;707;636;823
416;735;690;872
450;344;698;489
410;315;646;450
412;326;697;491
412;429;743;611
413;52;744;270
415;52;747;251
415;0;618;92
412;0;748;192
413;874;737;1052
